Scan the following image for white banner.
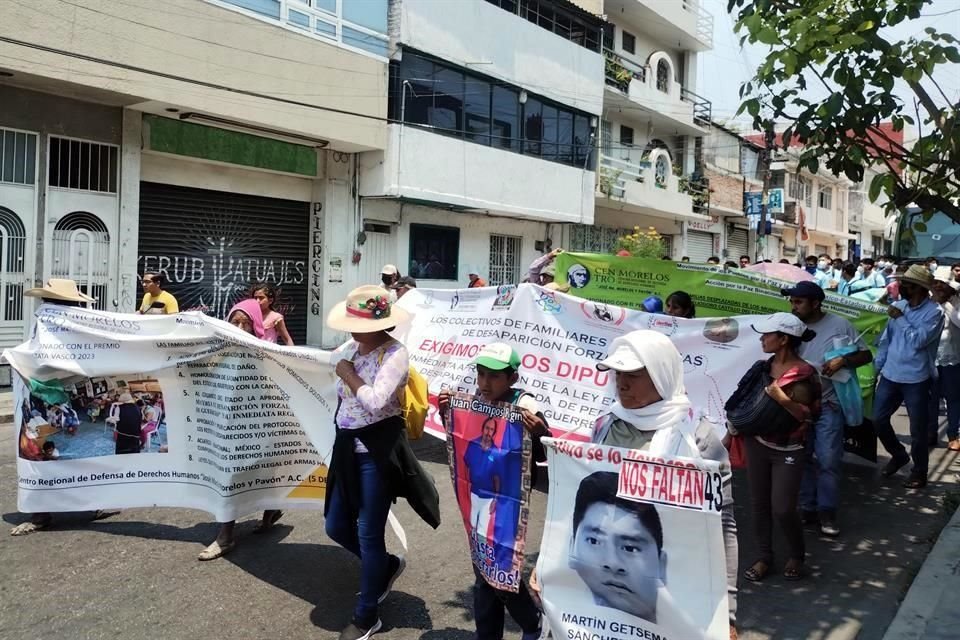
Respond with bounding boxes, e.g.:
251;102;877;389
394;284;766;440
538;439;728;640
7;304;338;521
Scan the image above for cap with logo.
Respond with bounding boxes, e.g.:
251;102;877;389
751;312;808;337
474;342;521;371
381;264;399;276
780;280;825;302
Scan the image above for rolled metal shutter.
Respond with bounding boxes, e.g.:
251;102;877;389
138;182;310;344
686;230;714;263
728;228;749;260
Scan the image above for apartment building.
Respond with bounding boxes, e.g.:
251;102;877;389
0;0;391;351
563;0;714;259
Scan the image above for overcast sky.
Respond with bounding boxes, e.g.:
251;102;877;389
698;0;960;135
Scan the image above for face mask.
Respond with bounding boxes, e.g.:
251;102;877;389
818;260;829;271
857;266;865;275
876;261;887;269
929;263;938;272
805;265;817;275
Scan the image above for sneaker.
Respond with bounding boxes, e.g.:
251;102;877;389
820;518;840;537
338;618;382;640
378;554;406;604
881;454;910;478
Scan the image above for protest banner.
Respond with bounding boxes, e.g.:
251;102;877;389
446;394;531;592
554;252;888;344
394;284;769;441
537;438;728;640
7;304;338;521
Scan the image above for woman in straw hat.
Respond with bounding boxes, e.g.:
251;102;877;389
114;393;142;455
325;285;439;640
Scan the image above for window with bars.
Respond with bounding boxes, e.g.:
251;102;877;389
489;234;522;285
788;175;808;203
47;137;118;193
0;128;37;186
818;186;833;210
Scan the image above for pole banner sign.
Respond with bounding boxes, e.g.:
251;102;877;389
395;284;770;440
6;304;337;520
538;438;728;640
446;394;531;592
553;252;888;344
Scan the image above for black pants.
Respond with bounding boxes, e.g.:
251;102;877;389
473;565;540;640
745;437;807;564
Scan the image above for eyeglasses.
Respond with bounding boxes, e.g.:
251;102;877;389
142;279;154;285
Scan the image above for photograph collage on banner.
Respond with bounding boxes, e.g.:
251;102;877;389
538;439;729;640
446;394;532;593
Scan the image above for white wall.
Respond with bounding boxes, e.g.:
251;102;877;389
361;125;596;224
398;0;604;116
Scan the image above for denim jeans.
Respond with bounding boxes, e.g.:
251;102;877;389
929;364;960;441
873;376;931;476
799;402;845;514
324;453;392;624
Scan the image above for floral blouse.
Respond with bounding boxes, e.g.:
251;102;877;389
336;339;409;452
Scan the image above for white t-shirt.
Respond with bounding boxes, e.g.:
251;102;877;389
799;313;866;403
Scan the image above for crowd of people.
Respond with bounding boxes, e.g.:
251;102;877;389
11;245;960;640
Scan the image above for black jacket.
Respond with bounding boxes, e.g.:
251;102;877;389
325;415;441;529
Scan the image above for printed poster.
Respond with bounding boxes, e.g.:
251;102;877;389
538;439;728;640
6;304;337;521
446;394;531;592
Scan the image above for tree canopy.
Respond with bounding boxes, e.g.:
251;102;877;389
729;0;960;225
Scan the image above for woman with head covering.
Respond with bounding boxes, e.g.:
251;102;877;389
728;313;820;584
588;330;740;640
198;298;282;560
114;393;142;455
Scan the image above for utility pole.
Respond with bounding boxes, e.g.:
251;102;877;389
757;127;775;261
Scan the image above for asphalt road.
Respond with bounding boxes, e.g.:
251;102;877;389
3;407;958;640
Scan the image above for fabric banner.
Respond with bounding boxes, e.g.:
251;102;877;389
538;438;728;640
446;394;531;592
395;284;769;440
7;304;338;520
553;252;888;344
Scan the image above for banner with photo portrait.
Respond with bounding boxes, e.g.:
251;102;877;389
446;394;531;592
6;304;338;521
537;438;728;640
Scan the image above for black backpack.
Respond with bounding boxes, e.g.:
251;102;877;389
724;360;802;437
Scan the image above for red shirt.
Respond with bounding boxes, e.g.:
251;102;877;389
468;278;487;288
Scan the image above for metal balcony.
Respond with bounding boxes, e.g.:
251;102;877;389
604;50;646;92
680;87;712;127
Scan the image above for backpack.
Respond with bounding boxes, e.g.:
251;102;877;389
724;360;801;437
375;347;428;440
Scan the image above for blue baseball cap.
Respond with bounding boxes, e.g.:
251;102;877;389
642;295;664;313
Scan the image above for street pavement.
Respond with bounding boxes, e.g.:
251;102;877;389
2;406;958;640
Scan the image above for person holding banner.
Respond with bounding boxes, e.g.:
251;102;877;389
438;343;550;640
326;285;440;640
199;298;285;561
586;330;739;639
665;291;696;319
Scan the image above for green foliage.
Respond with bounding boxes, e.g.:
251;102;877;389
614;227;667;259
729;0;960;224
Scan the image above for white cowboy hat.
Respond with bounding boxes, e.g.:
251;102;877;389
327;285;410;333
25;279;96;303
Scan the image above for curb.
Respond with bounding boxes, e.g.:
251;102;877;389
882;501;960;640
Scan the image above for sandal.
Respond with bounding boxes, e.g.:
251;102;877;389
743;560;771;583
947;439;960;452
10;519;50;536
253;510;283;534
783;559;805;581
198;539;236;561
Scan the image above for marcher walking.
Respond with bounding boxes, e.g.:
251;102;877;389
665;291;696;318
873;265;944;488
138;272;178;314
326;285;440;640
468;272;487;288
929;278;960;451
781;282;872;537
731;313;820;583
251;283;294;345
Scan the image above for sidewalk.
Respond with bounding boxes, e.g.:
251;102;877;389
882;491;960;640
0;389;11;424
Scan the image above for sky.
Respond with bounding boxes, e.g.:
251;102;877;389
698;0;960;136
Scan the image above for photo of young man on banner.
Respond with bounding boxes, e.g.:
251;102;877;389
446;393;531;592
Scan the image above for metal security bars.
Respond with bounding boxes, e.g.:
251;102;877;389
489;234;522;286
50;211;111;310
0;207;27;322
47;137;118;193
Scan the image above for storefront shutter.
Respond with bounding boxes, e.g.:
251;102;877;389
686;230;714;263
728;228;749;260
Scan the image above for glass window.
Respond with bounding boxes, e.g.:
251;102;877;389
600;120;612;157
288;9;310;29
602;23;614;51
464;80;491;145
342;0;388;32
491;86;519;151
620;125;634;147
558;111;573;164
541;104;558;161
657;60;670;92
819;187;833;209
431;67;464;135
314;0;336;13
622;30;636;54
399;55;435;126
523;98;543;157
409;224;459;281
342;26;388;57
573;115;591;167
315;18;336;38
222;0;281;20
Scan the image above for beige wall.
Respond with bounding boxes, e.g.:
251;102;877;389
0;0;387;151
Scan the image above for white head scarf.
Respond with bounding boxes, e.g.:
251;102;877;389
607;330;693;432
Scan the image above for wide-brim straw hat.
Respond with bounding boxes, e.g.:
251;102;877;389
327;285;410;333
895;264;935;290
118;393;134;404
25;279;96;303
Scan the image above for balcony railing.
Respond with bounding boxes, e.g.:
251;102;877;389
604;50;646;93
680;87;712;126
599;154;648;199
682;0;714;48
599;154;704;215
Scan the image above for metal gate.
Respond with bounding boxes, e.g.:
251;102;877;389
489;234;521;285
0;126;37;347
728;228;749;260
138;182;310;344
0;207;27;323
50;212;111;309
686;230;714;263
358;221;396;288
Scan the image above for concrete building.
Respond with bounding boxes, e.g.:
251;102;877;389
564;0;714;258
0;0;390;353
